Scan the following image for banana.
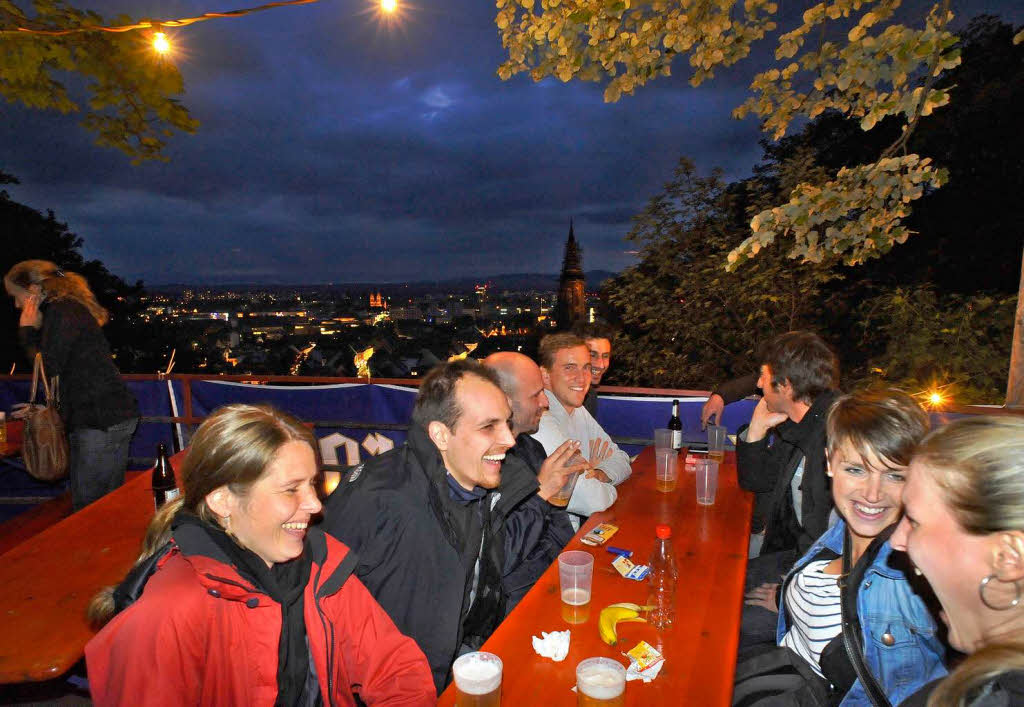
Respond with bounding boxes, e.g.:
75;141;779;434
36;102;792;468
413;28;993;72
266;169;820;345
598;602;652;645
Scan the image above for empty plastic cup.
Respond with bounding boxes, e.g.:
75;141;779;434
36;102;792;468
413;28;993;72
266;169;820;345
695;458;719;505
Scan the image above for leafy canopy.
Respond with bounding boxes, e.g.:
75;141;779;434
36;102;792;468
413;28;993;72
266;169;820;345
0;1;198;162
496;0;979;269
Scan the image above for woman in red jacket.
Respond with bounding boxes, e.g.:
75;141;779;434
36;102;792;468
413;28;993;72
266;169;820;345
86;404;435;706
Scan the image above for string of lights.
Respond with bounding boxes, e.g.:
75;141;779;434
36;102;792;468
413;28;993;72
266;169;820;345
1;0;324;36
2;0;398;52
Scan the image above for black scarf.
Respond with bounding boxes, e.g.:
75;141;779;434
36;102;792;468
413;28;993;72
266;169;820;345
172;513;316;707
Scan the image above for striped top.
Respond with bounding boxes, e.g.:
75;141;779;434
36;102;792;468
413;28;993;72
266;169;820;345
779;559;843;676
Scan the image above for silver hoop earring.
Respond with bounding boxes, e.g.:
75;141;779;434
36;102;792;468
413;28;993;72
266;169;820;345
979;574;1022;611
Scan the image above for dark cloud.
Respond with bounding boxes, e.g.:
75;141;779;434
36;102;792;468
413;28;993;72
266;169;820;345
2;0;1020;284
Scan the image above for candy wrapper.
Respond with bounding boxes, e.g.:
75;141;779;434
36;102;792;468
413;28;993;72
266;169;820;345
624;641;665;683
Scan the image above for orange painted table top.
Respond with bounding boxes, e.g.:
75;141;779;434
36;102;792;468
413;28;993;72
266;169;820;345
438;447;752;706
1;420;23;458
0;451;184;683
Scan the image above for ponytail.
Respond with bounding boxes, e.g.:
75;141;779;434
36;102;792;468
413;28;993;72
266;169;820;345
87;497;184;628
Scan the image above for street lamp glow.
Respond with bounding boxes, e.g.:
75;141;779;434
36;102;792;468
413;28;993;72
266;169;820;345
152;31;170;54
381;0;397;13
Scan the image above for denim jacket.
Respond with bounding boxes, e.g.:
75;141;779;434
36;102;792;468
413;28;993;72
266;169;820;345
776;520;947;706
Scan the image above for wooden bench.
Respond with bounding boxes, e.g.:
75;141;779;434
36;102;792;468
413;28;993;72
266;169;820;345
0;451;184;683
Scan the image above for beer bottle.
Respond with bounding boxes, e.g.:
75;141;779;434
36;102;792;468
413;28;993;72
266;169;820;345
667;399;683;450
152;443;180;511
648;524;678;629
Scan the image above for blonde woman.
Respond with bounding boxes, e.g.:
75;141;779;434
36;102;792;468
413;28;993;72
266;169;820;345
5;259;138;510
892;416;1024;707
86;404;435;706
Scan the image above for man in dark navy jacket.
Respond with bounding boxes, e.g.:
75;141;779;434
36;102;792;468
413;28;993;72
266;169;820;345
324;360;548;693
736;331;840;658
484;352;584;609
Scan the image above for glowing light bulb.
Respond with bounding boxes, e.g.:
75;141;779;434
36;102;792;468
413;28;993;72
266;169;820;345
381;0;397;13
153;31;170;54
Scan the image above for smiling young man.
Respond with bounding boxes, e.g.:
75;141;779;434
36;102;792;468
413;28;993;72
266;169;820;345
572;322;614;419
323;360;543;693
531;333;631;524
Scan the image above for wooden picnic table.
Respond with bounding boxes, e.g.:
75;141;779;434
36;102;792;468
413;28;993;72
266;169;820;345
438;447;752;706
0;451;184;683
1;420;23;458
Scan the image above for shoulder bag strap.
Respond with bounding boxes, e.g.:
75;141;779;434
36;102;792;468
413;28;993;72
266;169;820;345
29;353;53;404
839;532;892;707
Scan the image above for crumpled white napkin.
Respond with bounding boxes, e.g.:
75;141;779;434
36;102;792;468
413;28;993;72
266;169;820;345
531;630;570;662
625;654;665;683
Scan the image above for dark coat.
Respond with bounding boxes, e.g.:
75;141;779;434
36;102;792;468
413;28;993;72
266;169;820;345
502;434;575;610
714;371;760;405
322;424;540;693
19;298;137;431
737;391;838;555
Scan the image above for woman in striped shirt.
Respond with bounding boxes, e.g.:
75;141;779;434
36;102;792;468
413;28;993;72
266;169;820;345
738;391;948;706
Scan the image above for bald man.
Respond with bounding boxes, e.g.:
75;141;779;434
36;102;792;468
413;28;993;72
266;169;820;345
483;352;585;607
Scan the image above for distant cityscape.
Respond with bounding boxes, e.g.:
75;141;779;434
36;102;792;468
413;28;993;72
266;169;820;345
135;276;612;379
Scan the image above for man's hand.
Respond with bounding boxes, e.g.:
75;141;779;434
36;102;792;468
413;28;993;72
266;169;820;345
744;397;789;443
701;393;725;429
20;294;43;329
584;468;611;483
536;440;589;501
744;582;780;613
588;438;612;467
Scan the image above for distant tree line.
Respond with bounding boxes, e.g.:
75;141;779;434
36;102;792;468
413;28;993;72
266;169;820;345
599;16;1022;403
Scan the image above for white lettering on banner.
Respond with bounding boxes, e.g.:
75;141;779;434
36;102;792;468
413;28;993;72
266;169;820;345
362;433;394;456
319;433;360;467
320;431;395;466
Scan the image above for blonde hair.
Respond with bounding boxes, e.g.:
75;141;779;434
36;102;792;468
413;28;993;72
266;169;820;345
87;404;317;626
4;259;108;326
914;416;1024;707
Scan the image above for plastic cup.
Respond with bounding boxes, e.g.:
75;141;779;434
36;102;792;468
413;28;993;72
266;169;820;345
576;657;626;706
558;550;595;609
708;425;726;463
695;458;719;505
653;428;673;451
550;448;587;507
655;449;678;492
452;652;502;707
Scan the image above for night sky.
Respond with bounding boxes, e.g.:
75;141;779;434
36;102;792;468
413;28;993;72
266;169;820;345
2;0;1020;285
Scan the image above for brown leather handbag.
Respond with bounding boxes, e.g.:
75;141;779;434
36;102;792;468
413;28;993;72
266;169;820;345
22;353;70;482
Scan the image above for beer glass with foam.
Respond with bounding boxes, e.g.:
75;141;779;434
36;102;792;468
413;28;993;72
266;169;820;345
576;657;626;706
452;652;502;707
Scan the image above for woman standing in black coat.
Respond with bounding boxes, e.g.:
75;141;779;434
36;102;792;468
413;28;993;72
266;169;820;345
5;260;138;510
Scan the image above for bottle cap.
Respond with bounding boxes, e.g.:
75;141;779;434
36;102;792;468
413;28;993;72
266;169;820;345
656;524;672;539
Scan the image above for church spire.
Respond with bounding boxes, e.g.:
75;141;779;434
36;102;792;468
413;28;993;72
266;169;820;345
555;218;586;329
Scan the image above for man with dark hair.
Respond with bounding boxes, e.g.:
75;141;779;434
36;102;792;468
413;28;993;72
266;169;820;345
571;321;614;418
736;330;840;657
483;352;585;608
532;333;631;525
323;359;542;692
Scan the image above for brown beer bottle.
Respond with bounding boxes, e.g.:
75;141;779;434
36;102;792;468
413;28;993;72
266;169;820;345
152;443;180;511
